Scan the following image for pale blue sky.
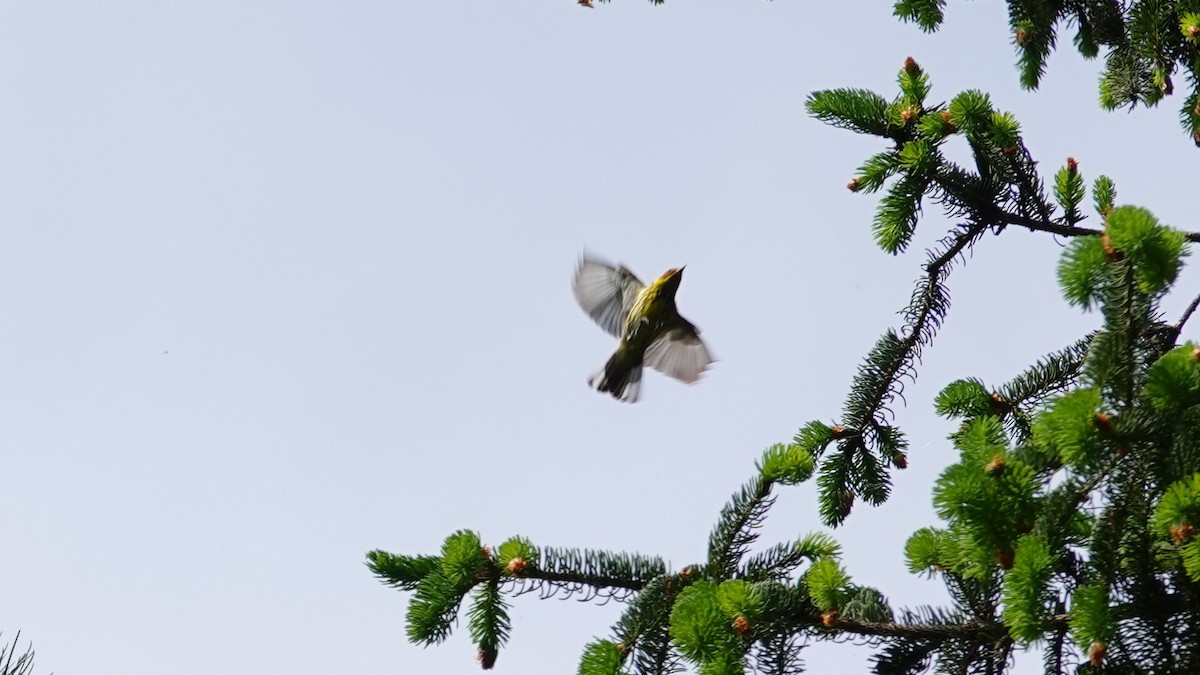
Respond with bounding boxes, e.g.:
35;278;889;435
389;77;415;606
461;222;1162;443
1;1;1195;673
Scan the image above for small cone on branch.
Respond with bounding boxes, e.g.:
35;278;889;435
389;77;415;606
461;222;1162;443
732;615;752;635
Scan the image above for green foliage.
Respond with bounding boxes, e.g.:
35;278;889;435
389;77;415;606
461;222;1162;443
1068;582;1113;649
579;640;626;675
986;111;1021;148
606;574;676;675
897;62;931;104
1092;175;1115;215
669;581;748;672
894;0;1200;141
805;89;891;137
708;476;775;579
949;415;1009;467
1184;13;1200;41
1153;473;1200;540
1182;539;1200;584
757;444;814;485
405;567;465;645
792;420;833;457
874;173;926;254
1001;535;1056;643
1013;10;1056;91
401;533;493;647
498;536;538;573
993;335;1092;446
1098;30;1156;109
805;558;851;610
930;416;1040;577
374;8;1200;674
854;152;902;193
841;586;894;622
1032;389;1107;469
946;89;994;134
1057;237;1110;309
793;531;841;560
742;532;840;582
904;527;947;576
365;550;440;591
715;580;764;624
1154;473;1200;582
1054;190;1188;321
440;529;486;587
1105;206;1189;296
934;378;992;419
535;546;667;588
898;139;937;175
1144;343;1200;414
1053;159;1085;224
467;582;511;668
893;0;945;32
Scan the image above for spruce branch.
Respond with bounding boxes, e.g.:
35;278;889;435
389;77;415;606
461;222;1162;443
611;574;687;675
509;547;666;601
0;634;36;675
797;593;1196;650
821;223;983;521
1167;290;1200;343
708;475;776;579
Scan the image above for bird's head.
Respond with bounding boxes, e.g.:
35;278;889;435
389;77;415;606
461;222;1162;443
654;266;685;293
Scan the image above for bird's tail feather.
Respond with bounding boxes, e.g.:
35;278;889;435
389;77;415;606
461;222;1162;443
589;353;642;403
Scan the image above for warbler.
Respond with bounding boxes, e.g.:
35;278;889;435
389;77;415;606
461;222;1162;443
572;254;713;402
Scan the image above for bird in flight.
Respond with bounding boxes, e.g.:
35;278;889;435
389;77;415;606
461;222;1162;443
572;254;713;402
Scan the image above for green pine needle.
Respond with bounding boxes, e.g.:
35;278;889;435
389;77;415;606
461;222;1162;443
440;529;486;587
467;582;512;666
1001;535;1056;643
1068;582;1113;649
366;551;440;591
1105;205;1189;297
757;444;815;486
578;640;627;675
793;421;833;457
498;536;538;573
1032;389;1106;469
1144;343;1200;414
904;527;947;576
1057;237;1110;310
934;378;992;419
406;571;465;645
893;0;946;32
805;89;892;137
805;558;851;611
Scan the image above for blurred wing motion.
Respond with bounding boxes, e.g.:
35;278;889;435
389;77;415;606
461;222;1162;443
644;328;713;384
572;256;645;337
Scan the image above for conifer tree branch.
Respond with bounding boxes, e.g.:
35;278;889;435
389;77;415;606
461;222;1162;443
0;633;37;675
853;223;985;426
931;155;1199;243
1121;264;1139;408
806;591;1191;648
708;475;776;579
831;616;1008;642
1171;291;1200;341
512;567;650;594
994;212;1099;238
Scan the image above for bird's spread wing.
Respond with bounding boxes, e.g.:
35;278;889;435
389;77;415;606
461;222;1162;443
644;327;712;384
573;256;645;337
